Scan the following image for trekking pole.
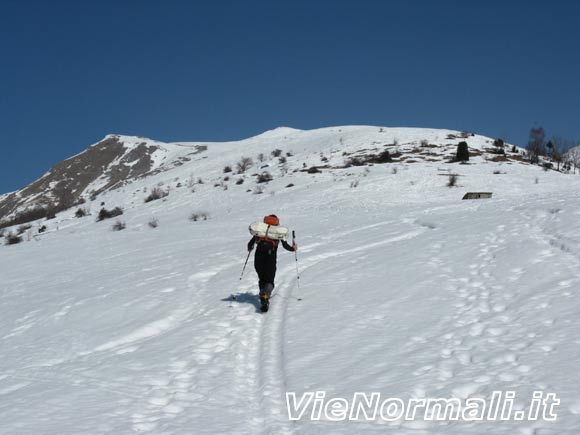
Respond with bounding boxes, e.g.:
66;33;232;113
292;230;301;293
240;247;253;281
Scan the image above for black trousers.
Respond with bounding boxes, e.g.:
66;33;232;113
254;251;277;297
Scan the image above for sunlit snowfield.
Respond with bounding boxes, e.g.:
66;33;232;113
1;127;579;434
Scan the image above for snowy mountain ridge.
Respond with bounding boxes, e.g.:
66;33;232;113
1;125;527;226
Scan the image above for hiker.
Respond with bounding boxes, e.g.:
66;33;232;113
247;214;297;312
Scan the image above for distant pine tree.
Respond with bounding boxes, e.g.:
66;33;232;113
456;141;469;162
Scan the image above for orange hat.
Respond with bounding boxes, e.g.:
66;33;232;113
263;215;279;225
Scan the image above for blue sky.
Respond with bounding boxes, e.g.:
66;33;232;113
1;0;579;193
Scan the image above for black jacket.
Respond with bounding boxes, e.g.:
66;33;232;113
248;236;295;255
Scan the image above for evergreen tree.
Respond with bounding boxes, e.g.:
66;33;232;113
456;141;469;162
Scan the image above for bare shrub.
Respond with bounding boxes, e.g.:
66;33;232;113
348;157;363;167
78;206;92;219
145;187;168;203
148;218;159;228
237;157;253;173
253;185;265;195
223;165;232;173
271;149;283;157
420;139;429;147
97;207;123;222
279;156;287;164
190;212;209;222
17;224;32;235
5;232;23;245
350;180;359;188
236;178;244;185
112;220;126;231
374;150;392;163
257;172;273;183
447;174;458;187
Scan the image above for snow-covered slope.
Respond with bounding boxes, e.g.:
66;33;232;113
1;126;579;435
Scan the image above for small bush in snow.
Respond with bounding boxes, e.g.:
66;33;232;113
307;166;321;173
257;153;266;163
420;139;429;147
286;183;294;188
271;149;283;158
286;151;293;157
223;165;232;173
17;224;32;235
190;212;209;222
236;157;253;173
350;180;359;188
148;218;158;228
392;167;398;174
75;208;88;218
236;178;244;185
375;150;392;163
345;157;364;167
112;220;126;231
257;172;273;183
253;185;265;195
279;156;287;164
224;176;230;182
447;174;458;187
144;187;168;203
5;232;23;245
97;207;124;222
38;225;47;233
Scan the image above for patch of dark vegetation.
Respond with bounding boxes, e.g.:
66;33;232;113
256;172;273;183
97;207;124;222
144;187;168;203
112;220;126;231
190;212;209;222
5;232;22;245
447;174;458;187
0;204;59;230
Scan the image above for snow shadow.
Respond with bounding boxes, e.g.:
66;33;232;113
222;292;261;312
